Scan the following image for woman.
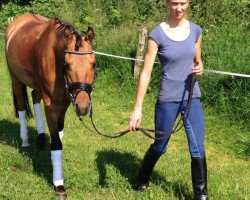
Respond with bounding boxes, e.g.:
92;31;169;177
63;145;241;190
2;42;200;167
129;0;207;199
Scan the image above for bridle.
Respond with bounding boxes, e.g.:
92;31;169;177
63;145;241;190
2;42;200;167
63;50;97;112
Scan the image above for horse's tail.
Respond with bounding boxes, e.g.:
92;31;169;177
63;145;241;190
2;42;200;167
12;85;33;119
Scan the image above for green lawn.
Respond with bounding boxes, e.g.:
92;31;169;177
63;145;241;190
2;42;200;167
0;36;249;200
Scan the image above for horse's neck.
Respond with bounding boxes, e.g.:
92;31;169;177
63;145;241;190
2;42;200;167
43;21;66;63
37;22;66;83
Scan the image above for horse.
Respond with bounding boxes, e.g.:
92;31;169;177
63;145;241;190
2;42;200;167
5;13;96;197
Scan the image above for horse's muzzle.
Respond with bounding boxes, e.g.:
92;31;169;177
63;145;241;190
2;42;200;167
75;102;91;116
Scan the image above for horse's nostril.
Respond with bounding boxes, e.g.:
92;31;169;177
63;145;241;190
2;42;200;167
75;103;80;116
75;103;89;116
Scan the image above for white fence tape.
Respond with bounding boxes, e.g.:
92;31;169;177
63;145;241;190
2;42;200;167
205;69;250;78
0;32;249;78
94;51;250;78
94;51;146;62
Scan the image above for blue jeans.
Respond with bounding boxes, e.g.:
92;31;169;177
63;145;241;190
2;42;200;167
152;98;205;158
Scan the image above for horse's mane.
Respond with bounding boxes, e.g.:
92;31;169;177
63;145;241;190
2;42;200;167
54;17;82;51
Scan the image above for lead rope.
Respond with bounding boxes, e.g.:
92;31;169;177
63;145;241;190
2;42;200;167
79;63;198;139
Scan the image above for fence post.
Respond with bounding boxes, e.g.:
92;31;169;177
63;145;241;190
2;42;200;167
134;26;147;79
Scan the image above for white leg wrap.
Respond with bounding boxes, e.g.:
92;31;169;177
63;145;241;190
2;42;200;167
59;130;64;140
18;111;30;147
51;150;64;186
33;103;45;134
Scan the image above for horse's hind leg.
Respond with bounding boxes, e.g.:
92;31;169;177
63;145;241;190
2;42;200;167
31;89;46;149
11;76;31;147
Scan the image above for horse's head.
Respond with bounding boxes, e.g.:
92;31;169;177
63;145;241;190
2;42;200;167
63;27;96;116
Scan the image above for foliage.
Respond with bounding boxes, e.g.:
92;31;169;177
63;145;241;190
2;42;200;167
28;0;67;18
189;0;250;30
0;0;68;28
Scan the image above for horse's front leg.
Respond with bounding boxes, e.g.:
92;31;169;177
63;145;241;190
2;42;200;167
57;98;70;140
43;102;67;197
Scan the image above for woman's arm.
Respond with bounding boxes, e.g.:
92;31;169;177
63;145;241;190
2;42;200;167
129;38;158;131
192;34;204;76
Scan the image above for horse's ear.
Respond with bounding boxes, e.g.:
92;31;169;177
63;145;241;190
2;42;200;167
85;27;94;44
64;28;73;44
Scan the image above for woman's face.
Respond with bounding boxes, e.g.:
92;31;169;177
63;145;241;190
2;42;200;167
167;0;189;20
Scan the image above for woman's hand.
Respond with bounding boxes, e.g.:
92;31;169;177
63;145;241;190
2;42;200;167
192;62;204;77
129;108;142;132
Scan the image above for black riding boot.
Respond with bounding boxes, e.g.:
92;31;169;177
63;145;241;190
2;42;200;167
191;157;208;200
134;145;161;191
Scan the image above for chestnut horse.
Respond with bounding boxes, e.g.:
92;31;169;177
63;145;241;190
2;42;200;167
5;13;96;197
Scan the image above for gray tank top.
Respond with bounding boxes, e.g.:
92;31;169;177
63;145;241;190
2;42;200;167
149;21;202;102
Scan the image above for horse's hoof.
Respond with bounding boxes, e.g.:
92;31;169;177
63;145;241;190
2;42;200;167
36;133;46;150
54;185;67;198
134;181;149;191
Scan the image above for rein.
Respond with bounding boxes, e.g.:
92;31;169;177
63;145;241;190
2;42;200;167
78;62;199;140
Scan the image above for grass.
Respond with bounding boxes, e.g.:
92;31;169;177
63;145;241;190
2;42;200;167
0;32;249;200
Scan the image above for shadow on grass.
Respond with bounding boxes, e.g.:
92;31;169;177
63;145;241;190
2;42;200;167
96;149;193;200
0;119;53;186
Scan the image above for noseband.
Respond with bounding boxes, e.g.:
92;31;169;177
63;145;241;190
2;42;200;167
63;50;97;108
